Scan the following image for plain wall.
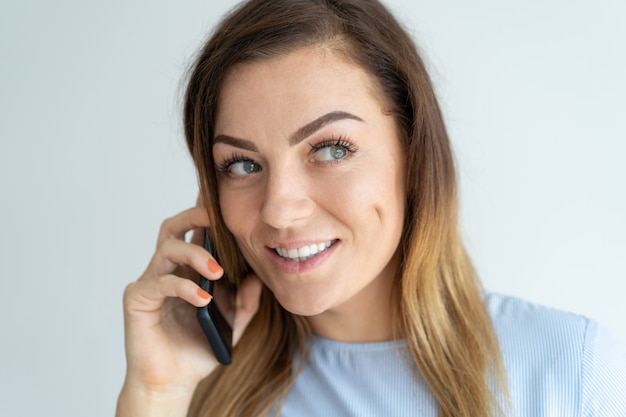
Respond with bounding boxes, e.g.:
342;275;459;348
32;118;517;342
1;1;624;415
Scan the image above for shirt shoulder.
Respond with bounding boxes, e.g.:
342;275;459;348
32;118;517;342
485;293;626;416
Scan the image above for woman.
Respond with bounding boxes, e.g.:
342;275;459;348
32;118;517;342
116;0;626;416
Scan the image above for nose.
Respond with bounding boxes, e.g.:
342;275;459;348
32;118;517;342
259;166;315;230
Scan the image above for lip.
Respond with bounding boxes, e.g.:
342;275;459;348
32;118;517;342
266;240;339;275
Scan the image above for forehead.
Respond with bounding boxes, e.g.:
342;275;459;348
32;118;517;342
214;47;387;133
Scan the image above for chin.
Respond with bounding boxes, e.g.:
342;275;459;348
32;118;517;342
272;289;329;317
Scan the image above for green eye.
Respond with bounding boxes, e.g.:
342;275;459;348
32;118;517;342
216;156;261;177
316;145;348;161
230;160;260;176
311;138;357;163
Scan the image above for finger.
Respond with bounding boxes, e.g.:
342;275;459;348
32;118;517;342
157;206;210;246
232;274;263;345
124;274;213;318
143;238;224;282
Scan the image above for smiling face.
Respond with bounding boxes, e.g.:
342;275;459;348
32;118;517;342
213;47;406;339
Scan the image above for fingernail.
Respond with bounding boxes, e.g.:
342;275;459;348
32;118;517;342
197;287;213;300
207;258;223;273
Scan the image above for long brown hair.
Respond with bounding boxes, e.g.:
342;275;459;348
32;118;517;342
184;1;506;416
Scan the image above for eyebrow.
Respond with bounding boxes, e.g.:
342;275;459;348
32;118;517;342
289;110;363;146
213;110;363;151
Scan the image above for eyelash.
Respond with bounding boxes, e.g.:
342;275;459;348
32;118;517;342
214;153;251;173
309;136;358;157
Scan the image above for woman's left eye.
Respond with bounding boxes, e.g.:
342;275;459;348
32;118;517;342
310;138;357;163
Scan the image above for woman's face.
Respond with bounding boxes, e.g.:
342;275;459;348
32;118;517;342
213;47;406;325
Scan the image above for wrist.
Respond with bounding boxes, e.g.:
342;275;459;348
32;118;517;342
116;380;196;417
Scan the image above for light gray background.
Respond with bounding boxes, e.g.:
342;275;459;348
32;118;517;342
1;1;624;416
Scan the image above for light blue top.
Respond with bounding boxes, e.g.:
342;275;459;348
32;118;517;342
279;294;626;416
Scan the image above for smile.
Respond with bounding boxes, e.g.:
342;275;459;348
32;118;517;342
274;240;337;262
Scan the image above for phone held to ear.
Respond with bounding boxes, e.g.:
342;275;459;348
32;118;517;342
197;230;237;365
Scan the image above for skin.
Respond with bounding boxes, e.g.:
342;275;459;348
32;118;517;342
214;46;406;342
116;207;262;417
117;45;406;416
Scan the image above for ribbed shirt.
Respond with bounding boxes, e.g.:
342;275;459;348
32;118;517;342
279;294;626;416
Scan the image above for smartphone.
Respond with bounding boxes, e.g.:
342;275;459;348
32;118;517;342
197;230;237;365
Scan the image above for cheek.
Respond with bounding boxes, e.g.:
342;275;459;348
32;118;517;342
332;160;405;224
219;189;257;239
219;191;263;272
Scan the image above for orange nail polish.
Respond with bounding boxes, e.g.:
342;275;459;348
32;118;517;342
197;287;213;300
207;258;223;273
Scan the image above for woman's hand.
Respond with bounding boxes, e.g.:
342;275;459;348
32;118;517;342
116;206;262;417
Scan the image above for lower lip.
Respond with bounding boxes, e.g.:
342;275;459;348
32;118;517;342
266;242;339;275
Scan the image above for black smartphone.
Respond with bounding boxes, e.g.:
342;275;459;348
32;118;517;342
197;230;237;365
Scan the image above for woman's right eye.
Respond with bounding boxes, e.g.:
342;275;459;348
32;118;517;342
217;158;261;177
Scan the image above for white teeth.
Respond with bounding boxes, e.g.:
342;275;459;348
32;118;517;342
275;240;335;262
299;245;311;258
